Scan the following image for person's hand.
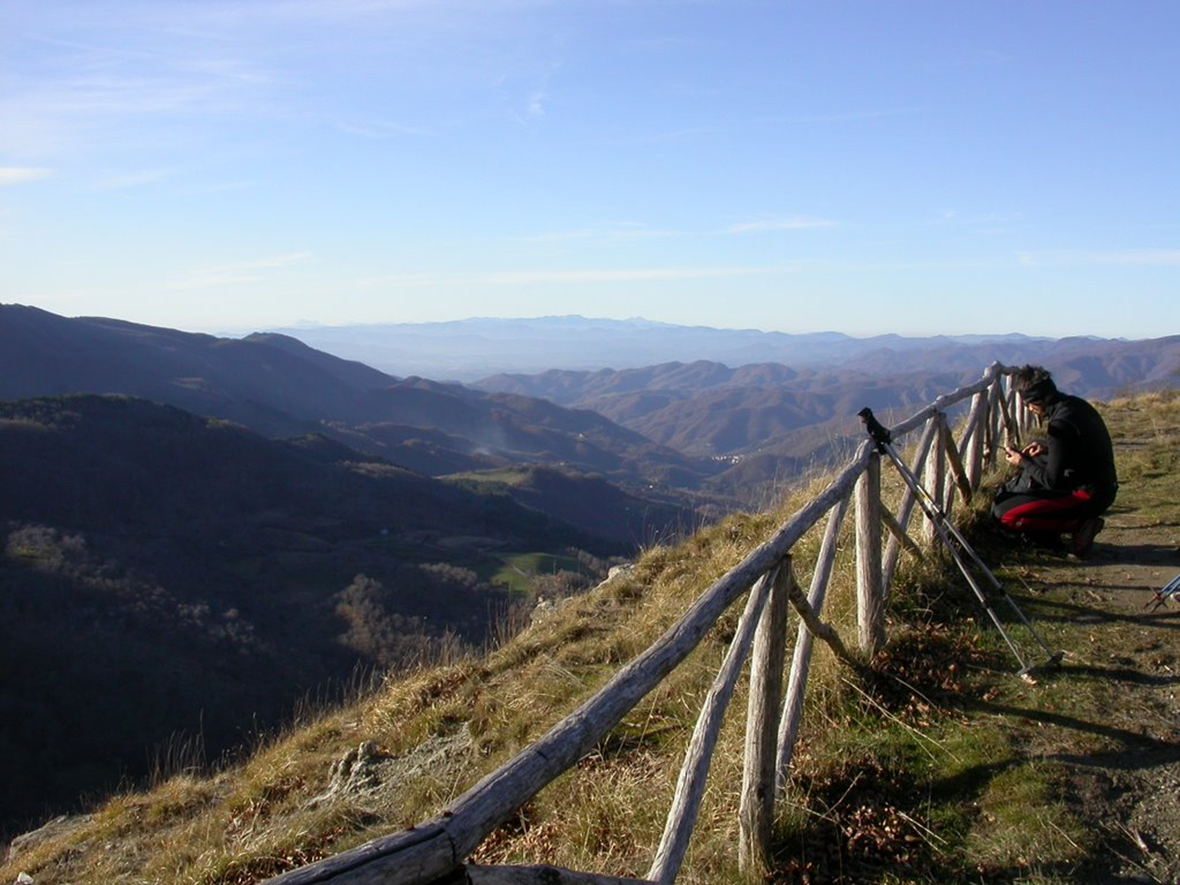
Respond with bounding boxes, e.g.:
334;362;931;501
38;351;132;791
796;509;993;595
1004;445;1023;466
1023;442;1045;458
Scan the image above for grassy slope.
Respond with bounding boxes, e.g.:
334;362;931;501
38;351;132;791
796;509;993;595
4;392;1178;885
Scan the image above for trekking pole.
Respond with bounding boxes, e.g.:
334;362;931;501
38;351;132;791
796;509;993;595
858;409;1063;677
882;467;1061;663
1147;573;1180;612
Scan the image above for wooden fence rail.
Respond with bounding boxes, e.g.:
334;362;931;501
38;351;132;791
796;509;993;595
265;363;1030;885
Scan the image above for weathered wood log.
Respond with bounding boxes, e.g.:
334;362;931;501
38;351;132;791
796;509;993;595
941;413;973;504
1012;361;1044;441
457;865;656;884
265;446;874;885
879;506;921;558
878;367;995;440
855;452;886;653
267;825;456;885
985;379;1004;467
922;417;947;547
1000;384;1019;448
785;570;858;669
943;420;965;523
648;566;776;885
776;495;849;783
264;368;1027;885
959;389;990;490
881;415;939;596
739;559;792;875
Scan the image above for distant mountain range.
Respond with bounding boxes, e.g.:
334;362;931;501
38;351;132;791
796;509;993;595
6;304;1176;500
261;315;1180;481
262;315;1179;387
0;304;721;502
472;332;1180;461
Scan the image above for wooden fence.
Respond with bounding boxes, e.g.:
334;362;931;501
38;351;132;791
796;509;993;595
266;363;1035;885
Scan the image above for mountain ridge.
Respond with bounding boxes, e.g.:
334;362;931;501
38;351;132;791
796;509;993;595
0;304;724;501
262;314;1060;381
8;303;1176;509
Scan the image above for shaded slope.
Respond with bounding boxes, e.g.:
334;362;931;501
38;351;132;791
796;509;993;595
0;305;379;436
447;465;704;548
0;394;620;835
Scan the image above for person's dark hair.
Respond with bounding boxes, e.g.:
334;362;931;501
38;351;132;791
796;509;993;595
1013;365;1057;404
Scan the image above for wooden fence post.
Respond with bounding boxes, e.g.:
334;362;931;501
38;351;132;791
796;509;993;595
986;379;1004;468
264;374;1024;885
1017;389;1039;440
960;389;989;491
776;495;850;783
855;451;886;653
999;380;1019;448
463;866;656;884
941;414;972;506
923;419;946;546
739;558;792;876
648;568;776;885
881;415;938;595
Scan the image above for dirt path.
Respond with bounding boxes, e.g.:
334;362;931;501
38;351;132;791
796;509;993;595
1006;505;1180;883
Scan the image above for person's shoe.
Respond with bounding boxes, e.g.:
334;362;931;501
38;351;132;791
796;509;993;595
1020;530;1066;553
1070;517;1105;558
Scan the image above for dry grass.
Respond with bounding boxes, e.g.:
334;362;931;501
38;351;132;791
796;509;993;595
3;496;854;884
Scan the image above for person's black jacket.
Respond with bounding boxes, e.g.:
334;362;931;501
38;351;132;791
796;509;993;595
1021;393;1118;495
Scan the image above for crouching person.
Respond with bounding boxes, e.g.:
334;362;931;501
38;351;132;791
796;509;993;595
992;365;1118;557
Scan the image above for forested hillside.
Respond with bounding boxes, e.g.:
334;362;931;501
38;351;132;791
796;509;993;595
0;394;632;835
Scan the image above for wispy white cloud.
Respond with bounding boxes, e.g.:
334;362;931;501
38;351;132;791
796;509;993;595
200;0;438;24
526;216;835;242
1088;249;1180;266
169;252;313;290
21;38;276;118
938;209;1022;227
483;267;769;284
1;26;281;158
526;89;547;119
336;120;428;138
5;1;547;160
0;167;54;185
243;252;314;269
726;216;836;234
1017;249;1180;267
597;127;720;147
524;222;679;243
91;168;171;190
357;264;791;288
772;107;925;125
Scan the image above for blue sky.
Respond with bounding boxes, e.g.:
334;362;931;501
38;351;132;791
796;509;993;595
2;0;1177;338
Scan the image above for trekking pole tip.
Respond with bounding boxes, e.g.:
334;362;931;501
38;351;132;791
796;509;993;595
1017;651;1064;681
